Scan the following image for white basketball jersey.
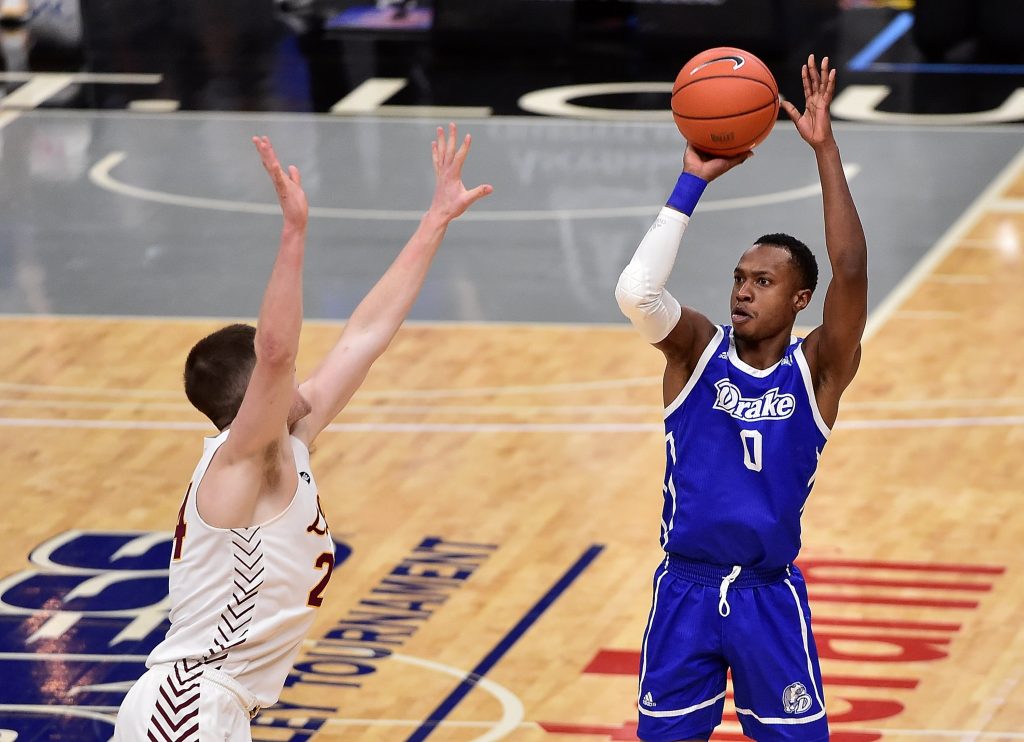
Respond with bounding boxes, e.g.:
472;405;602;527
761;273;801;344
147;430;335;707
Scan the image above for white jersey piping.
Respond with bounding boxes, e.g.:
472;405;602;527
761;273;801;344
192;434;308;532
726;330;796;378
793;345;832;439
664;326;725;418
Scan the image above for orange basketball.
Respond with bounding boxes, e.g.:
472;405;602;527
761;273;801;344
671;46;780;157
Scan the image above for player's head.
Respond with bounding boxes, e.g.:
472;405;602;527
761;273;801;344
731;233;817;340
184;324;311;431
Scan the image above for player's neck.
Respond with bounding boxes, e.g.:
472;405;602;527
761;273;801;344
732;330;791;370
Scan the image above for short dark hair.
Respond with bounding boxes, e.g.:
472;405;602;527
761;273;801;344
184;324;257;430
754;233;818;292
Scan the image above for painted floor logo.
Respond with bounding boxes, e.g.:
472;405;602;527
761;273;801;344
540;557;1006;741
0;529;354;740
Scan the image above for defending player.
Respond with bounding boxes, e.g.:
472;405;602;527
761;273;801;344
615;56;866;741
112;123;492;741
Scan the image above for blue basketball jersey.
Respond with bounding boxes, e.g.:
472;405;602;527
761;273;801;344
661;326;830;569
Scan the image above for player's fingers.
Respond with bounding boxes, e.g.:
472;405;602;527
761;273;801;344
722;151;753;168
253;136;274;168
812;58;824;94
262;135;277;157
800;65;812;102
435;126;446;166
824;68;837;102
454;132;472;167
780;98;801;124
431;140;440;174
464;183;493;206
288;165;301;187
807;54;819;88
446;122;457;164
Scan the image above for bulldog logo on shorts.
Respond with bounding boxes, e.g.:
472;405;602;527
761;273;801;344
782;682;813;714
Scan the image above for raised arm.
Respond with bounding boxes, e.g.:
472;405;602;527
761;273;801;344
615;145;750;401
220;137;307;460
784;56;868;413
292;123;493;446
198;137;309;527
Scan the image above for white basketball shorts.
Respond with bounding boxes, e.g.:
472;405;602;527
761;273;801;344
113;661;260;742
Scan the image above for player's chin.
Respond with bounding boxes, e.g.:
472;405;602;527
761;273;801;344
731;313;757;338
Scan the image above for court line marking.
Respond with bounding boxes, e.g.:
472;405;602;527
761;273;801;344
0;398;665;414
391;654;525;742
964;674;1024;742
0;703;1020;740
4;416;1024;433
0;73;75;131
0;705;115;725
859;731;1024;740
322;720;533;729
926;274;991;284
0;399;653;413
0;652;147;662
88;151;859;221
862;143;1024;342
891;310;962;319
6;398;1024;415
0;312;640;332
0;73;162;83
406;545;604;742
0;656;525;735
992;198;1024;213
14;106;1024;133
0;376;661;399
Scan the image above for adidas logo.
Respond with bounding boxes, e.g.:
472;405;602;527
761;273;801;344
718;351;729;359
642;691;656;707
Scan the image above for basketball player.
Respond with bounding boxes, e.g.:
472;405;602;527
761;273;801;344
615;55;866;741
112;123;492;741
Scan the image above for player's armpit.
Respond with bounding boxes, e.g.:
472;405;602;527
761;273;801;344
802;316;864;426
195;444;296;529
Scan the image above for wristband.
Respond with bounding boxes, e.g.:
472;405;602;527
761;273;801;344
666;172;708;217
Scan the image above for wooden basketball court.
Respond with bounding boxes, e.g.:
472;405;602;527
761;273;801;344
2;144;1023;740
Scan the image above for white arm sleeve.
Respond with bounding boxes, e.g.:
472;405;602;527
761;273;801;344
615;206;689;344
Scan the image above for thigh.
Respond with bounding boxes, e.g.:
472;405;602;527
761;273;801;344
637;562;728;742
723;568;829;742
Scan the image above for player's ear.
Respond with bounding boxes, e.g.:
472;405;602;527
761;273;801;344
793;288;812;312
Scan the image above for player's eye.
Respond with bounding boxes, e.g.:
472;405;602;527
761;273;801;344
757;277;770;286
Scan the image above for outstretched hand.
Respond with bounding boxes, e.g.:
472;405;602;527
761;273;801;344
682;144;753;182
781;54;836;150
253;135;309;229
429;123;493;223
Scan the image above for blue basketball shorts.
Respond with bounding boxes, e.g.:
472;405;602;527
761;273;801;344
636;555;828;742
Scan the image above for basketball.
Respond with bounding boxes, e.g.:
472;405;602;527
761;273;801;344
671;46;780;157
